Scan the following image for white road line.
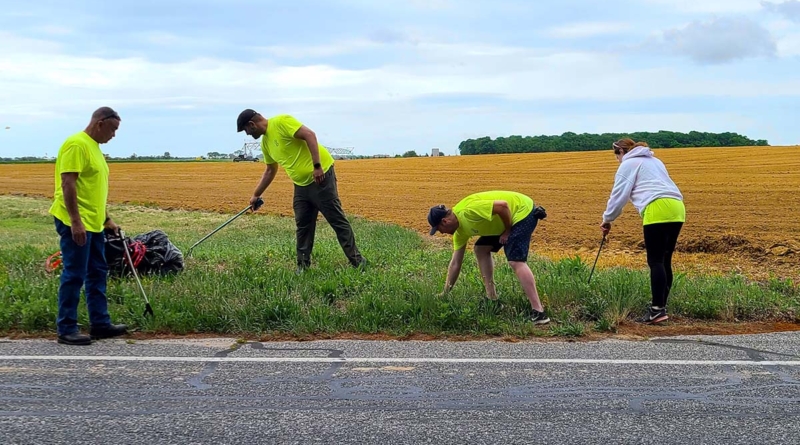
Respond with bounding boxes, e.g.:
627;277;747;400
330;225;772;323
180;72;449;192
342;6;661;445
0;356;799;366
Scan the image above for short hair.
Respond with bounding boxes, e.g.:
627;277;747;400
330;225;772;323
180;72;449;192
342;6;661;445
92;107;121;122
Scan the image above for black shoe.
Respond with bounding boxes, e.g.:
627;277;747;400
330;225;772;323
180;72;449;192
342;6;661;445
354;257;368;271
57;332;92;346
639;307;668;324
90;324;128;340
529;309;551;325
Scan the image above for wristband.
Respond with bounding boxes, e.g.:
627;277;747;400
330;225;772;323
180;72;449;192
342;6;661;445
313;162;321;169
104;216;110;224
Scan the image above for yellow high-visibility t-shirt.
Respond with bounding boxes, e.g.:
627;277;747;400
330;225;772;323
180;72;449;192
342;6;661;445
452;191;534;251
260;115;335;186
49;131;109;233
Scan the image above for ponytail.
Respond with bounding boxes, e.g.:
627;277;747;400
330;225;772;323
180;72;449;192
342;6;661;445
613;138;649;154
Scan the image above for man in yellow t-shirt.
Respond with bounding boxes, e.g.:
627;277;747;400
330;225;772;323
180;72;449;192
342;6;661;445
428;190;550;324
237;109;366;272
49;107;128;345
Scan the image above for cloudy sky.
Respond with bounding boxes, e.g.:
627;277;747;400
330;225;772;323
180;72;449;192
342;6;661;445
1;0;798;158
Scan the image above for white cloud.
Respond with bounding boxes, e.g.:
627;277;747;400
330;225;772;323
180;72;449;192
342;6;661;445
256;39;379;58
762;1;800;22
33;25;74;36
408;0;453;8
643;0;764;13
650;17;776;64
0;30;799;123
546;21;631;39
777;32;800;56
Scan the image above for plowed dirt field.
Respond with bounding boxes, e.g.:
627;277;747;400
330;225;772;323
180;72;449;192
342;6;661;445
3;146;799;280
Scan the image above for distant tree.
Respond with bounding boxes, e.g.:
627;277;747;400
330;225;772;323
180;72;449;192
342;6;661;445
207;151;228;159
402;150;419;158
458;131;769;155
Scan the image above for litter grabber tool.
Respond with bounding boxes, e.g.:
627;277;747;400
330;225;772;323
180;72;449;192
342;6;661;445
186;197;263;257
588;233;606;285
120;230;155;318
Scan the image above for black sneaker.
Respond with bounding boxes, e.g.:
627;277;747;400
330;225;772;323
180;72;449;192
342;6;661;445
639;307;668;324
529;309;550;325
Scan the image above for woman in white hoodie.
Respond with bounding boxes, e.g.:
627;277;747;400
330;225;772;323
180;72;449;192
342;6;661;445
600;138;685;324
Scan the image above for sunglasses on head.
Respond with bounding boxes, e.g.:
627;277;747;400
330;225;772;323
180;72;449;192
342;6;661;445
100;111;120;121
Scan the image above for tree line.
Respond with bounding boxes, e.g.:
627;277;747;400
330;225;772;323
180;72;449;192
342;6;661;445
458;131;769;155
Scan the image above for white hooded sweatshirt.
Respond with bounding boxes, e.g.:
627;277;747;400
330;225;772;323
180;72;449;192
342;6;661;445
602;146;683;224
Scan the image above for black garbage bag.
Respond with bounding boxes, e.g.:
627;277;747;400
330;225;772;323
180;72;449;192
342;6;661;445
104;229;184;277
133;230;184;275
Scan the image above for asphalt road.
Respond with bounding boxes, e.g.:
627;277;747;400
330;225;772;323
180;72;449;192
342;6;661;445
1;333;799;444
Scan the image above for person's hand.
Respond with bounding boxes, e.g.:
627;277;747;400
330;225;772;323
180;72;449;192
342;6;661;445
313;166;324;185
499;229;511;244
103;218;120;237
250;196;264;211
71;220;87;246
600;222;611;236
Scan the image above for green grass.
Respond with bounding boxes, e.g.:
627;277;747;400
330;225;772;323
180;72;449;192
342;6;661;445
1;196;798;338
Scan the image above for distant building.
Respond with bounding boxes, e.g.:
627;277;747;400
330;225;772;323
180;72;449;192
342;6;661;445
431;148;440;157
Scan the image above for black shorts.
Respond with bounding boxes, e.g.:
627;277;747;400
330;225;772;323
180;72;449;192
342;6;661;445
474;209;539;262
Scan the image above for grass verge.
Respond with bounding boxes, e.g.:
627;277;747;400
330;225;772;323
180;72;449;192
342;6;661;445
1;196;798;338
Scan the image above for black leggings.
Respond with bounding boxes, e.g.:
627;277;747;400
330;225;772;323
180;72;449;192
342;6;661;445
643;222;683;308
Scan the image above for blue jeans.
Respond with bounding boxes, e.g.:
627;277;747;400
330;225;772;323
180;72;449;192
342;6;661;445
54;218;112;335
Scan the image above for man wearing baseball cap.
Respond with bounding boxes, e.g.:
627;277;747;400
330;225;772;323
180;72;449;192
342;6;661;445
428;190;549;324
236;109;367;272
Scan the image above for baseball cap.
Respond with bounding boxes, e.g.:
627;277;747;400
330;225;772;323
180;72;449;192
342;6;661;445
427;205;448;235
236;109;259;132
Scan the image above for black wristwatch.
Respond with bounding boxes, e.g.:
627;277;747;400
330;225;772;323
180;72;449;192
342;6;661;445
313;162;321;169
104;216;110;224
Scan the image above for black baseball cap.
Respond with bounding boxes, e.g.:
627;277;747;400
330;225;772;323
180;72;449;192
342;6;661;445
236;109;259;132
427;205;448;235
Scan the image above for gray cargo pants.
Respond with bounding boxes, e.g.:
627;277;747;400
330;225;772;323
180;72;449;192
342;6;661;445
293;165;364;268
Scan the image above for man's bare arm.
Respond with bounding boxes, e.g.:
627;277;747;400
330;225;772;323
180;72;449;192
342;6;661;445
444;247;466;293
253;163;279;197
492;200;513;232
294;125;321;166
61;173;87;246
62;173;81;224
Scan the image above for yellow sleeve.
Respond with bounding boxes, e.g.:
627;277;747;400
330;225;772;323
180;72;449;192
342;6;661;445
453;231;469;251
57;143;88;174
461;200;494;223
276;115;303;139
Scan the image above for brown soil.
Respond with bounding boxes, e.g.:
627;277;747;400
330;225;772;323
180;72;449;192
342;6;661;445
4;321;798;343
